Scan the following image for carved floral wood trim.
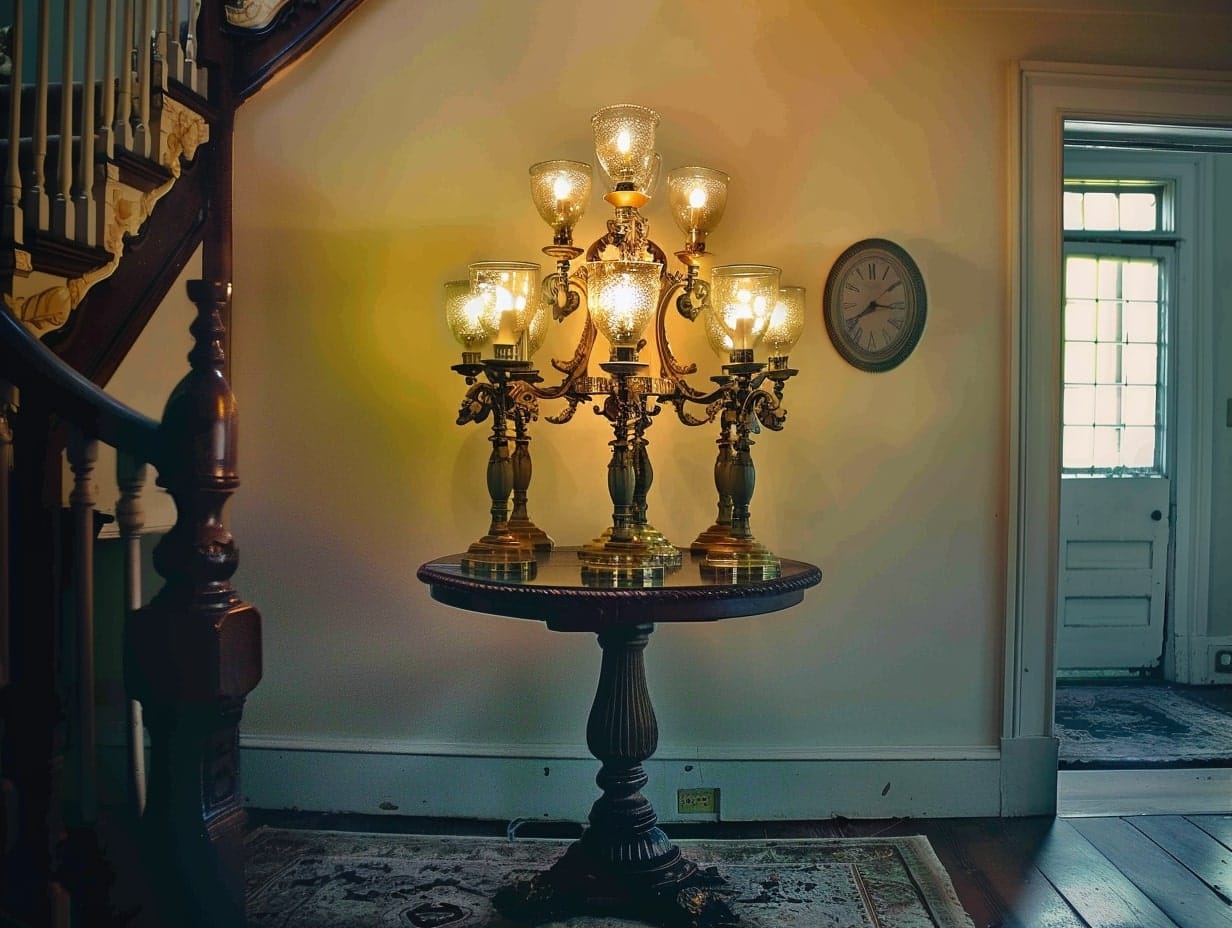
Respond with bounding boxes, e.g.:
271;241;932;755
3;98;210;337
224;0;296;31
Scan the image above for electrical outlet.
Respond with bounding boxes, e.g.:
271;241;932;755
677;788;719;814
1216;650;1232;674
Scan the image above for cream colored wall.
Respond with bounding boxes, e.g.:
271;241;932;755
228;1;1232;761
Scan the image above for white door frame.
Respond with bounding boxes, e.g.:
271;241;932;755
1006;62;1232;797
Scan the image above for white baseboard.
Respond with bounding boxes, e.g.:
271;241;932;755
1185;635;1232;684
1059;768;1232;816
236;736;1021;821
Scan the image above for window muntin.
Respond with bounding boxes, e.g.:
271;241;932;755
1061;251;1166;475
1062;183;1166;233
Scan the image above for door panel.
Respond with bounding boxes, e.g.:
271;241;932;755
1058;476;1169;669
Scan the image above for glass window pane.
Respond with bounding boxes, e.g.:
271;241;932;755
1122;427;1156;468
1063;426;1094;469
1122;344;1158;385
1093;427;1120;468
1095;299;1121;342
1123;386;1157;427
1064;385;1095;425
1097;258;1122;299
1123;261;1159;301
1118;193;1158;231
1084;192;1119;230
1064;192;1085;230
1065;300;1097;340
1065;342;1096;383
1123;301;1159;343
1095;343;1120;383
1093;385;1120;425
1066;257;1098;298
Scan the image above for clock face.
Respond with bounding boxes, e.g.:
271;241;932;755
823;239;926;372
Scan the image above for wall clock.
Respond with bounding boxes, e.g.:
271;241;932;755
823;238;926;372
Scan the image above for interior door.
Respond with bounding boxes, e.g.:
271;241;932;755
1057;239;1173;671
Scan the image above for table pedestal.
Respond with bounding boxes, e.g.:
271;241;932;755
493;623;738;927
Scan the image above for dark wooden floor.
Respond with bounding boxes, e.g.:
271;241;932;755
249;809;1232;927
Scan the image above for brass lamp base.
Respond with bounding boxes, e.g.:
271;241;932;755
508;517;555;552
578;535;666;586
594;524;682;569
460;531;538;580
690;522;733;555
700;537;781;581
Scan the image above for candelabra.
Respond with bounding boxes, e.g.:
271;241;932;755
444;104;805;585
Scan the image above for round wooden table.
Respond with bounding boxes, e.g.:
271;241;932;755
417;548;822;927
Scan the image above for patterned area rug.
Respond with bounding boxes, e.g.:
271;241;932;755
245;829;974;927
1056;683;1232;768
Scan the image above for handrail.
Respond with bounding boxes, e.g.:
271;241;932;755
0;308;161;465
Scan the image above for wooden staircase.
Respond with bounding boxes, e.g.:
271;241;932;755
0;2;367;925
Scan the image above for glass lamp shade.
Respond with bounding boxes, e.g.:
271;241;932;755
529;160;592;240
585;260;663;350
592;104;659;189
636;152;662;198
444;279;496;353
764;286;806;357
702;304;736;360
525;290;551;359
667;166;729;243
469;261;541;348
709;264;782;352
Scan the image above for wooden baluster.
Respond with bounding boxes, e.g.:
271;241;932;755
99;0;117;159
66;428;100;826
182;0;201;91
126;280;262;928
153;0;167;88
26;0;51;228
167;0;184;86
53;0;76;238
116;452;149;816
116;0;135;150
2;0;23;241
77;0;98;244
134;0;152;157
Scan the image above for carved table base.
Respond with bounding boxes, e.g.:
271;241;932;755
494;840;736;927
418;550;823;926
494;623;739;927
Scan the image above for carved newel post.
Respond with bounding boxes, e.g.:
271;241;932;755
125;280;262;927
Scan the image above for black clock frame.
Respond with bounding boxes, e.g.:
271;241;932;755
823;238;927;373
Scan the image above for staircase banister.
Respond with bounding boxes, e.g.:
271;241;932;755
0;308;161;465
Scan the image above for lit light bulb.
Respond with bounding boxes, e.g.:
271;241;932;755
552;175;571;202
616;128;631;154
688;187;707;209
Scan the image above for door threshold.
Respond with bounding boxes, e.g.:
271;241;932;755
1058;767;1232;817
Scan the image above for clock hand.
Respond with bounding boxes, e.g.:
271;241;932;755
871;279;902;302
848;301;879;324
